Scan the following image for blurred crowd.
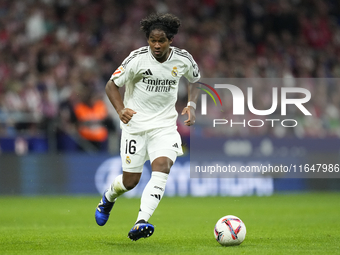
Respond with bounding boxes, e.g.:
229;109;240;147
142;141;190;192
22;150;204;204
1;0;340;152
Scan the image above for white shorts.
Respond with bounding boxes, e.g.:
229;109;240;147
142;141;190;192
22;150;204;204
120;126;183;173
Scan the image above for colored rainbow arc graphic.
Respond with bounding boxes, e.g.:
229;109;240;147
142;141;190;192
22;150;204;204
196;82;222;106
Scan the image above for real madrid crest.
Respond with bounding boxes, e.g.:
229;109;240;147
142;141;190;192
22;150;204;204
126;156;131;164
171;66;178;77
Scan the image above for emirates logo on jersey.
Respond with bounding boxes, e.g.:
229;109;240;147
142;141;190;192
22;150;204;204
142;77;176;86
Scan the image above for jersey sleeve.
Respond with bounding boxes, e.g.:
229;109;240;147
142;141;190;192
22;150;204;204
110;52;137;87
182;50;201;83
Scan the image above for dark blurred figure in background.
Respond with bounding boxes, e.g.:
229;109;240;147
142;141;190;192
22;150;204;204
73;84;115;152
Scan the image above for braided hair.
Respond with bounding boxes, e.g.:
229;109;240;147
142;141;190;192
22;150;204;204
140;13;181;40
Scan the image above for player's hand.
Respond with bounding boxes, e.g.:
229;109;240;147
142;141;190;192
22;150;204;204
119;108;136;124
181;106;196;126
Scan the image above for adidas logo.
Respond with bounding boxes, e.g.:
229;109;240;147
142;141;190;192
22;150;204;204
143;69;153;76
151;194;161;200
172;143;179;148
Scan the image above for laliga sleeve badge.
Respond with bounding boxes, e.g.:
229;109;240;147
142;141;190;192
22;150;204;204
112;66;125;77
126;156;131;164
171;66;178;77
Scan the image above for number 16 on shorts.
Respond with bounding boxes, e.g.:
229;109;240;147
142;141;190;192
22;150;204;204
125;139;136;154
120;131;147;169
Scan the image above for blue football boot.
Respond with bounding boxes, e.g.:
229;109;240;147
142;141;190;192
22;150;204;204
128;220;154;241
95;193;115;226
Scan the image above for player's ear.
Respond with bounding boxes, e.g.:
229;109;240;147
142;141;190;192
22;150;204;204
147;35;151;44
168;37;173;44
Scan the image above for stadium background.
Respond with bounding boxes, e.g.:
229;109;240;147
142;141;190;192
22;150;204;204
1;0;340;196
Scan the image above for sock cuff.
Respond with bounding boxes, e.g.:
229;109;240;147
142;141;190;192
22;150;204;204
151;171;169;181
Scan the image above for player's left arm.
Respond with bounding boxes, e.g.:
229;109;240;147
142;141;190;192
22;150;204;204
182;82;201;126
181;51;201;126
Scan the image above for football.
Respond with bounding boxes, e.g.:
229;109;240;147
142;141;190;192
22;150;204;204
214;215;246;246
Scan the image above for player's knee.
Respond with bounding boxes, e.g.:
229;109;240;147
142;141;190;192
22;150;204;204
122;172;141;190
151;158;173;174
122;177;140;190
123;180;139;190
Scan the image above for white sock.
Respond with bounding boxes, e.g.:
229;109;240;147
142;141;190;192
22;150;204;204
136;171;168;222
105;174;127;202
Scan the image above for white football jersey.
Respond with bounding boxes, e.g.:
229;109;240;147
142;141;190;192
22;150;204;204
110;46;200;133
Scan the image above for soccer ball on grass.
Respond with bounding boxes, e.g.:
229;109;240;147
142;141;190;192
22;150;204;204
214;215;246;246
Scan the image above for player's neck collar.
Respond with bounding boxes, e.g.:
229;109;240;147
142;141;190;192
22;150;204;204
149;46;173;63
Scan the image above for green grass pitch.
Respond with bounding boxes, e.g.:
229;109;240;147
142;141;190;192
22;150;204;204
0;193;339;255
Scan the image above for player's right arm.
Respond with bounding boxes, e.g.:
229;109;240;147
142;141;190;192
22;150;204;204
105;80;136;124
107;47;147;124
